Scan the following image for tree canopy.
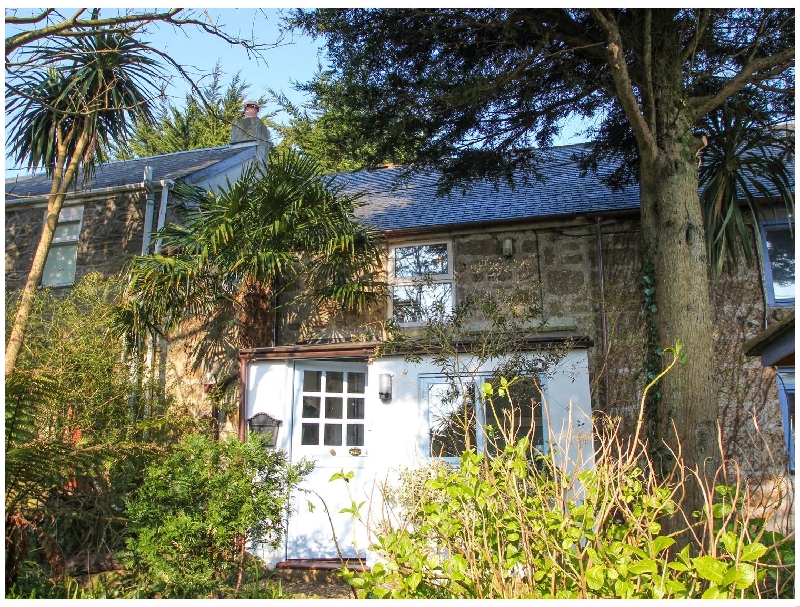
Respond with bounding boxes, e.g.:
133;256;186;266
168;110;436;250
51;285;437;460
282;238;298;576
113;65;270;160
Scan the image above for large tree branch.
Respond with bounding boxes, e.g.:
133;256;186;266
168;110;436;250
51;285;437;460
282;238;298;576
690;47;795;121
589;8;657;157
642;10;656;133
5;9;57;25
5;9;183;55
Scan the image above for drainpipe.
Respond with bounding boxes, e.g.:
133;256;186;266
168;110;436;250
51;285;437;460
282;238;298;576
238;352;250;441
154;179;174;253
141;166;155;255
595;218;610;410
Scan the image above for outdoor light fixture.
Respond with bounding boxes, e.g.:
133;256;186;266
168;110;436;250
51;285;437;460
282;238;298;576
379;373;393;401
502;237;514;258
247;413;282;447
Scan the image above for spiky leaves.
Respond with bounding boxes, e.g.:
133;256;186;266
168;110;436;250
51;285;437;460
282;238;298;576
699;103;795;279
118;148;384;358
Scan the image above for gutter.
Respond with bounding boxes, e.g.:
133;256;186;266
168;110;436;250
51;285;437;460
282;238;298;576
374;208;640;240
4;182;148;207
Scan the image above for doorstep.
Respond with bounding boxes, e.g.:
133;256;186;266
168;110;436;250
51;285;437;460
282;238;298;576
275;558;370;584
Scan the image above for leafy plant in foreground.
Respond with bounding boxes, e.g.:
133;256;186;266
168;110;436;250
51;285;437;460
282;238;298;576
125;433;312;598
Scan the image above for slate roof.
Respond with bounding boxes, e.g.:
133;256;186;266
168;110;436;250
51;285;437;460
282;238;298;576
5;144;258;201
335;144;639;232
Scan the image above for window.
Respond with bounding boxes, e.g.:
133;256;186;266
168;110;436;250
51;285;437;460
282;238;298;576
422;375;545;460
389;242;453;325
299;369;366;448
778;370;794;472
42;206;83;287
761;219;794;306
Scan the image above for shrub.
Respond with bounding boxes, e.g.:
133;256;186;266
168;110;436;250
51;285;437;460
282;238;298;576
343;380;794;599
4;274;175;591
125;433;312;598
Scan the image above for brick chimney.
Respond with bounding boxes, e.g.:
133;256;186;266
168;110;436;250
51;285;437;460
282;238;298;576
230;101;271;162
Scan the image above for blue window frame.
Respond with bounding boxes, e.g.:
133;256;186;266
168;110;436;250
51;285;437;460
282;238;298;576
760;219;795;306
777;370;794;472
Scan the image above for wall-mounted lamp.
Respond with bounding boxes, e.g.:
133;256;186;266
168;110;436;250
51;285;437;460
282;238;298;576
379;373;393;401
502;237;514;258
248;413;282;447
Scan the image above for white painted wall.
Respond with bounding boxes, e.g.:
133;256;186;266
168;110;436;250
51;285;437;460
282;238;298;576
245;348;595;568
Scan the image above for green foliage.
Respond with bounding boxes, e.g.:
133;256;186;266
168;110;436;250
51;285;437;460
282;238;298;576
699;100;795;279
125;433;312;598
344;431;794;598
113;64;273;160
116;147;385;359
6;31;159;179
4;274;175;590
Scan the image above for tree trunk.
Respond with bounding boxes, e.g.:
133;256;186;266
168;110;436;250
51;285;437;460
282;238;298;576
639;135;720;528
5;128;91;376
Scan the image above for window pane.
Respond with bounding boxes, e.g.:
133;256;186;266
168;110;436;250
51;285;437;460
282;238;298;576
303;371;322;392
41;244;78;287
325;397;343;419
484;377;543;455
302;396;321;418
395;244;448;277
52;221;81;243
766;227;795;301
392;283;452;324
348;372;366;394
347;398;365;420
346;424;364;446
327;371;344;393
429;382;476;457
301;423;319;445
324;424;342;446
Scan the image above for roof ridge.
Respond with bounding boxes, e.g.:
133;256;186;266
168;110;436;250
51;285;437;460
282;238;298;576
5;143;255;183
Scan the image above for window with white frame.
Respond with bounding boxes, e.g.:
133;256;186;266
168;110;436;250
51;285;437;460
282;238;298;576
42;206;84;287
422;374;544;460
761;219;794;306
777;369;794;472
389;242;453;325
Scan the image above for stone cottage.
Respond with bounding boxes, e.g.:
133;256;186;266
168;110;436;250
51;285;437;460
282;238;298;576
5;127;794;565
5;105;272;412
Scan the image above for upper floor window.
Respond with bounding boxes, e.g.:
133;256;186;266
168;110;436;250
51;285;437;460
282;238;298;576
389;241;453;325
761;219;794;306
42;206;83;287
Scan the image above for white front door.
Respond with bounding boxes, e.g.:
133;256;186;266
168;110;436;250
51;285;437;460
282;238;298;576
287;362;372;560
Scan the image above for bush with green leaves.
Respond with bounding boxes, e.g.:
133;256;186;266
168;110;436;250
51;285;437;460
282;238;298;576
342;379;793;599
4;273;177;591
125;433;312;598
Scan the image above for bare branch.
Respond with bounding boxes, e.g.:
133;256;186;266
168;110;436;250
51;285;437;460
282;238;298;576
690;47;795;121
5;9;57;25
5;9;183;55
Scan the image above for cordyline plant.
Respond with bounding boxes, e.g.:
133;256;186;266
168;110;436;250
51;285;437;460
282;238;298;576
5;31;160;376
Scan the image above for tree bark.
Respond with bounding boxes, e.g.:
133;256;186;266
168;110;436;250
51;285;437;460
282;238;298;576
5;128;91;376
639;132;720;526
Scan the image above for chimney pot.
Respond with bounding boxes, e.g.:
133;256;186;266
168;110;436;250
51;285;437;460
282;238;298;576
244;101;260;118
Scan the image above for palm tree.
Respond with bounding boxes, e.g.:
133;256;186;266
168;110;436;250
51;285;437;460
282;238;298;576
5;32;160;375
115;148;384;390
699;101;795;280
